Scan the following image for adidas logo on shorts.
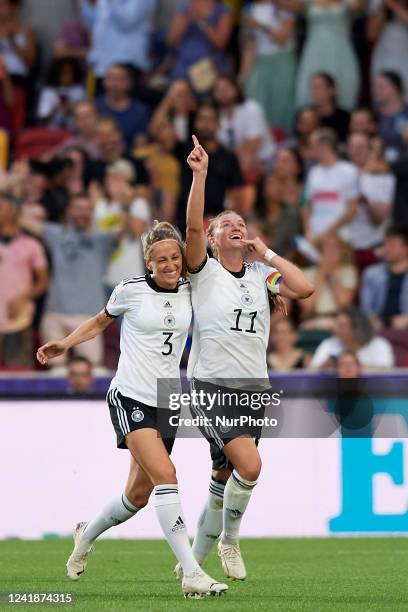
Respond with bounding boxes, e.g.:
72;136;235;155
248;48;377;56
171;515;185;532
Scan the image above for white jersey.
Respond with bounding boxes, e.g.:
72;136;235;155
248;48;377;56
106;274;192;406
187;257;277;381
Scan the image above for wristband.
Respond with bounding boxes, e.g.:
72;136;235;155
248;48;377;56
264;248;277;262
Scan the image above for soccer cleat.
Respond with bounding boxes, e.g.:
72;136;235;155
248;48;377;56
218;541;247;580
182;568;228;598
66;522;93;581
174;562;184;580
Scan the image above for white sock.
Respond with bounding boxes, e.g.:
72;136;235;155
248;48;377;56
221;470;257;545
83;493;139;542
192;477;225;564
154;484;200;578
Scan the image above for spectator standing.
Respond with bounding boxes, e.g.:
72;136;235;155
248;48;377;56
174;105;245;229
347;133;394;274
292;106;320;172
92;159;151;291
258;148;303;257
150;80;197;144
80;0;157;79
308;73;350;143
368;0;408;103
349;107;377;136
167;0;233;89
37;58;85;128
0;0;36;133
0;191;48;367
311;307;395;369
95;64;151;153
88;117;149;189
213;75;276;174
21;192;117;367
299;232;357;330
303;128;359;243
58;100;101;159
360;225;408;329
373;71;408;161
239;0;296;132
295;0;360;111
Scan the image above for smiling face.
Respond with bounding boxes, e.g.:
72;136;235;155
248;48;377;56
147;240;184;289
209;212;248;258
336;352;361;378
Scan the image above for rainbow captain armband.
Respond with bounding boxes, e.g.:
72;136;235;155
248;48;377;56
266;271;284;295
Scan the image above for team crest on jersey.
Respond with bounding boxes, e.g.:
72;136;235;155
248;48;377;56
131;408;144;423
241;293;254;306
164;314;176;328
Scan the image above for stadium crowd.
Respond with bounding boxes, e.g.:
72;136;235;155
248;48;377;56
1;0;408;373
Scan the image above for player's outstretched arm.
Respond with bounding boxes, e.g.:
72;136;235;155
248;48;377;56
242;237;314;299
186;135;209;271
36;309;113;365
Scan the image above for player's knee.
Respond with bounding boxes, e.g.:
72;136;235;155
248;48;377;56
236;458;261;482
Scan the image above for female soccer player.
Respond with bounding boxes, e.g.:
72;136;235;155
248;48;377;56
36;221;227;599
177;136;313;580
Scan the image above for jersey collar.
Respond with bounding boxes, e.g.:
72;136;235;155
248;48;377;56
225;264;246;279
145;273;179;293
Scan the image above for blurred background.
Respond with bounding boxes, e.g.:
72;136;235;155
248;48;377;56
1;0;407;539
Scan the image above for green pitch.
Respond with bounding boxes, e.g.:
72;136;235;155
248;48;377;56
1;538;407;612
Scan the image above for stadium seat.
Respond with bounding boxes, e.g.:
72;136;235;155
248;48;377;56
14;127;72;160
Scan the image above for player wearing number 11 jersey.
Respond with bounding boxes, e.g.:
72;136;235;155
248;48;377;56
176;136;314;582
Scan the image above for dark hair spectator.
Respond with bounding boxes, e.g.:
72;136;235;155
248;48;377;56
311;307;394;370
67;356;94;394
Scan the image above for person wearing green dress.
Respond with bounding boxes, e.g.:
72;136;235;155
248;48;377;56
295;0;361;111
239;0;297;133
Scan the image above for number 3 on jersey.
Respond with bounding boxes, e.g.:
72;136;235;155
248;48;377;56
162;331;173;355
230;309;257;334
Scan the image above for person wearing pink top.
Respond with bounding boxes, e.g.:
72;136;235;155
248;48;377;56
0;192;48;367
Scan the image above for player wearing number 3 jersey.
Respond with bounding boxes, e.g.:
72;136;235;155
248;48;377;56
174;135;314;582
36;221;228;599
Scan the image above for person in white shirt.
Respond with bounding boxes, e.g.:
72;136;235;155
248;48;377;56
92;159;151;290
303;128;360;243
179;135;313;581
213;75;276;173
36;221;228;598
347;132;395;273
310;307;395;370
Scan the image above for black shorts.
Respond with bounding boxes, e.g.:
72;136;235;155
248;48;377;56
107;388;178;454
190;379;263;471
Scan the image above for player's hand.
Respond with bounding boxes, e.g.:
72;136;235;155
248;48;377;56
36;341;67;365
241;237;269;259
187;135;208;175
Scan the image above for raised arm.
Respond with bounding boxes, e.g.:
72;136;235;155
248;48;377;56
185;135;209;270
37;310;113;365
